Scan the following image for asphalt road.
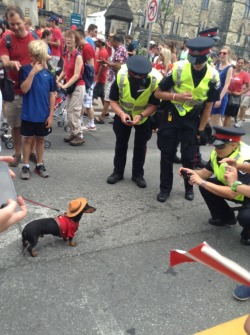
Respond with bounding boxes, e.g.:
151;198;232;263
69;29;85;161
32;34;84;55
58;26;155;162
1;115;250;335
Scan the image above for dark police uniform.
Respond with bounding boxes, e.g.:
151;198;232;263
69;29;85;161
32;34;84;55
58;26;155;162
107;55;161;188
156;37;220;202
199;127;250;244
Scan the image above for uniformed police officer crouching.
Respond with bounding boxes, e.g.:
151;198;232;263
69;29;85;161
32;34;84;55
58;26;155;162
180;126;250;245
154;37;221;203
107;55;162;188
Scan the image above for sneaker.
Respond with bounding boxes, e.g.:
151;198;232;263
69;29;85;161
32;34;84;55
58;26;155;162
234;120;244;128
82;125;97;131
64;134;76;143
34;164;49;178
9;154;21;167
107;172;123;184
29;153;37;164
233;285;250;301
70;136;85;146
20;166;31;180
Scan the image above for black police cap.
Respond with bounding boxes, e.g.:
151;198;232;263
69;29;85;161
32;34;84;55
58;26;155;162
213;126;246;146
198;27;220;40
126;55;152;76
186;37;215;65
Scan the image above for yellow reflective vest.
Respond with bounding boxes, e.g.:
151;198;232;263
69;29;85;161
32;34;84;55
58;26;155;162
210;142;250;201
171;60;220;116
116;64;162;125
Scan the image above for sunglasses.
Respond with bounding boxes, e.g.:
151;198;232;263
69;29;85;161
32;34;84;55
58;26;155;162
219;52;227;55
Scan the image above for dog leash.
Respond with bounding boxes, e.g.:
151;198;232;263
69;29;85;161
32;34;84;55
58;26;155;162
22;197;61;212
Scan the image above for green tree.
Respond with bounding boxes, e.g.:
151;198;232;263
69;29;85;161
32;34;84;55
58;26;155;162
157;0;174;36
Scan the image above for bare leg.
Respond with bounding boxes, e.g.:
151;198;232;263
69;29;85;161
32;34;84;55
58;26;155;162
210;114;222;128
223;115;231;127
98;101;110;120
86;107;94;121
22;136;33;164
35;136;45;164
12;127;22;155
238;105;247;121
30;136;36;155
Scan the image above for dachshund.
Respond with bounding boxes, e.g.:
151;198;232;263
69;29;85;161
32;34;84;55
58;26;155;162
22;197;96;257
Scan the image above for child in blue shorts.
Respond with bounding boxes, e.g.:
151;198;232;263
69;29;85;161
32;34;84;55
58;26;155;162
18;40;57;180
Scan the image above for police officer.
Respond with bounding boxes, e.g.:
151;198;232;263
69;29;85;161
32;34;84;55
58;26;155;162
180;126;250;244
107;55;162;188
155;37;220;203
198;27;220;66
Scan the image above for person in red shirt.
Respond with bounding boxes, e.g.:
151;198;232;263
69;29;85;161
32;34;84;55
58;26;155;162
93;34;108;106
77;29;96;131
47;15;63;68
0;5;37;167
224;57;250;127
57;30;85;146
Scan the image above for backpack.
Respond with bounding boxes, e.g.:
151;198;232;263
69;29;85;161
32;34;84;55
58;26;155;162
81;44;95;91
83;63;94;91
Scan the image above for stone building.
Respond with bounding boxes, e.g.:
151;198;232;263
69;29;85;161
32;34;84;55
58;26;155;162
0;0;249;58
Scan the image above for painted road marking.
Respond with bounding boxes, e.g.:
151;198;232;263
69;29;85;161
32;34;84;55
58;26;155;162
194;314;248;334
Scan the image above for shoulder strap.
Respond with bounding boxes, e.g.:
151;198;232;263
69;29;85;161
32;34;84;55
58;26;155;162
30;30;39;40
5;34;11;50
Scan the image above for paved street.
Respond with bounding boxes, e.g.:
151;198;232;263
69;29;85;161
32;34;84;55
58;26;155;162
0;115;250;335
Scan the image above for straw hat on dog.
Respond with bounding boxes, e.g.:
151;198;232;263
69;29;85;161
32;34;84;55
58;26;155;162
66;198;87;217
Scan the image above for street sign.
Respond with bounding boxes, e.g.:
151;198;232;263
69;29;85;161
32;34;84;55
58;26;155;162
70;13;82;28
146;0;160;23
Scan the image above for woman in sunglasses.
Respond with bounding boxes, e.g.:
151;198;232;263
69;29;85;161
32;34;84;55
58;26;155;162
153;47;172;76
210;47;233;128
224;57;250;127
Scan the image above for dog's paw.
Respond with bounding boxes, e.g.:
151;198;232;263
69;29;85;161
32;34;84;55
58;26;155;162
69;241;77;247
28;248;38;257
22;240;28;247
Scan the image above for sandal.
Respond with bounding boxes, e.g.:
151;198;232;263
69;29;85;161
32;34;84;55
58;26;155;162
95;116;105;124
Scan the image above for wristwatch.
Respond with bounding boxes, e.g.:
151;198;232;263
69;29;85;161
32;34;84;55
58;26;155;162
231;181;242;192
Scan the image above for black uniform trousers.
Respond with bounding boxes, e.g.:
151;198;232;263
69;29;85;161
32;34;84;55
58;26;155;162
199;178;250;238
157;108;200;194
112;115;152;177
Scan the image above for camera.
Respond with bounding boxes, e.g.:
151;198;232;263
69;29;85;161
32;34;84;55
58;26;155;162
180;170;191;180
0;162;19;211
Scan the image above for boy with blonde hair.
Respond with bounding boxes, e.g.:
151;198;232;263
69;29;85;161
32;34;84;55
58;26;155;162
18;40;57;180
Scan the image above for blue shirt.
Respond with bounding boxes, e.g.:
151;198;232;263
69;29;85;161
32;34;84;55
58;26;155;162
18;64;57;122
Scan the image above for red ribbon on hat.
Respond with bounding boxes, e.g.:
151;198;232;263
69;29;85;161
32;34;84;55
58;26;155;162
199;32;218;37
215;134;241;142
128;70;146;79
189;48;211;56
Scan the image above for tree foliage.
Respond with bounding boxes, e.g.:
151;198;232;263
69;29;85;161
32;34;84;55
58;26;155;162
157;0;174;36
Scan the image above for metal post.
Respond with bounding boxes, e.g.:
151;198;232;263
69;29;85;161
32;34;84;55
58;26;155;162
147;23;152;54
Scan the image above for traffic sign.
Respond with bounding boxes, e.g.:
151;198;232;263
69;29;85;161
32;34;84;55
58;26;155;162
146;0;160;23
70;13;82;28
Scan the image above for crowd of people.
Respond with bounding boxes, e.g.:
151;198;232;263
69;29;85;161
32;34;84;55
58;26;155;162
1;5;250;332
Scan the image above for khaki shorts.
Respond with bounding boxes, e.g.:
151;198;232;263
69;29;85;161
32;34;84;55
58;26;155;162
104;80;114;101
5;95;23;128
240;95;250;109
